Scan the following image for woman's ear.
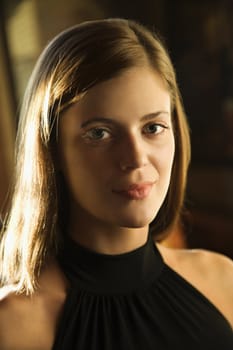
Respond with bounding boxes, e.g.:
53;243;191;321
51;141;63;173
50;121;65;173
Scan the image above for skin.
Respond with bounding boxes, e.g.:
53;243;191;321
0;67;232;349
58;67;175;254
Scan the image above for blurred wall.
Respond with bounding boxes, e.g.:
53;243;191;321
0;18;15;215
1;0;232;256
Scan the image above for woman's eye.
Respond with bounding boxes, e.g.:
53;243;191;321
143;123;167;135
84;128;110;140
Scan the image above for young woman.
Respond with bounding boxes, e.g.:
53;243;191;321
0;18;232;350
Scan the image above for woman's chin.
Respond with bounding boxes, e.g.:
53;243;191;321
117;212;157;229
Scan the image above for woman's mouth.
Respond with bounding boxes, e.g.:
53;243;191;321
113;182;154;200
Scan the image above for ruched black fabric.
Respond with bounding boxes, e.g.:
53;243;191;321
52;234;233;349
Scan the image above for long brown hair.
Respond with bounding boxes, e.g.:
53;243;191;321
0;18;190;295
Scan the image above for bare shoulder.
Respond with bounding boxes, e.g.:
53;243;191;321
178;246;233;282
0;259;68;349
0;290;32;349
157;243;233;328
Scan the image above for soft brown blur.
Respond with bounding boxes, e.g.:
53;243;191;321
0;0;232;257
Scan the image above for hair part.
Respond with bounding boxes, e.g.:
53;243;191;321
0;18;190;295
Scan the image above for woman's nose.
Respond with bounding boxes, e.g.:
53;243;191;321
118;134;148;171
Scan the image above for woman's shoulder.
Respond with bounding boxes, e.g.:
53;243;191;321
0;259;68;349
157;242;233;328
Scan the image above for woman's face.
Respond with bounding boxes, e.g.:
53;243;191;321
58;67;175;229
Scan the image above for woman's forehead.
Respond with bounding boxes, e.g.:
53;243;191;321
58;67;171;137
73;67;169;111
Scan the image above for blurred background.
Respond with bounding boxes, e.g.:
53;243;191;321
0;0;232;257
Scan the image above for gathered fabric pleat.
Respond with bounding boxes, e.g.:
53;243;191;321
52;235;233;350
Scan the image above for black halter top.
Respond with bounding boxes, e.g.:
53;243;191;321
52;234;233;349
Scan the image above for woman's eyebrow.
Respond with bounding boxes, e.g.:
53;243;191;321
81;117;116;128
141;111;170;122
80;111;170;128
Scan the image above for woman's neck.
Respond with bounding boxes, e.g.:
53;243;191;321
68;210;149;255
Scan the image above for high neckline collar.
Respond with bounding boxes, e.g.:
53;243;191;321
58;234;164;294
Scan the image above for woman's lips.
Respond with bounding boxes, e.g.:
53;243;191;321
113;182;154;200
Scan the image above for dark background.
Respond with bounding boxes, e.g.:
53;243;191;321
0;0;232;257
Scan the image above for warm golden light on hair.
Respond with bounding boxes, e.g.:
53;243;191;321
0;19;190;294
